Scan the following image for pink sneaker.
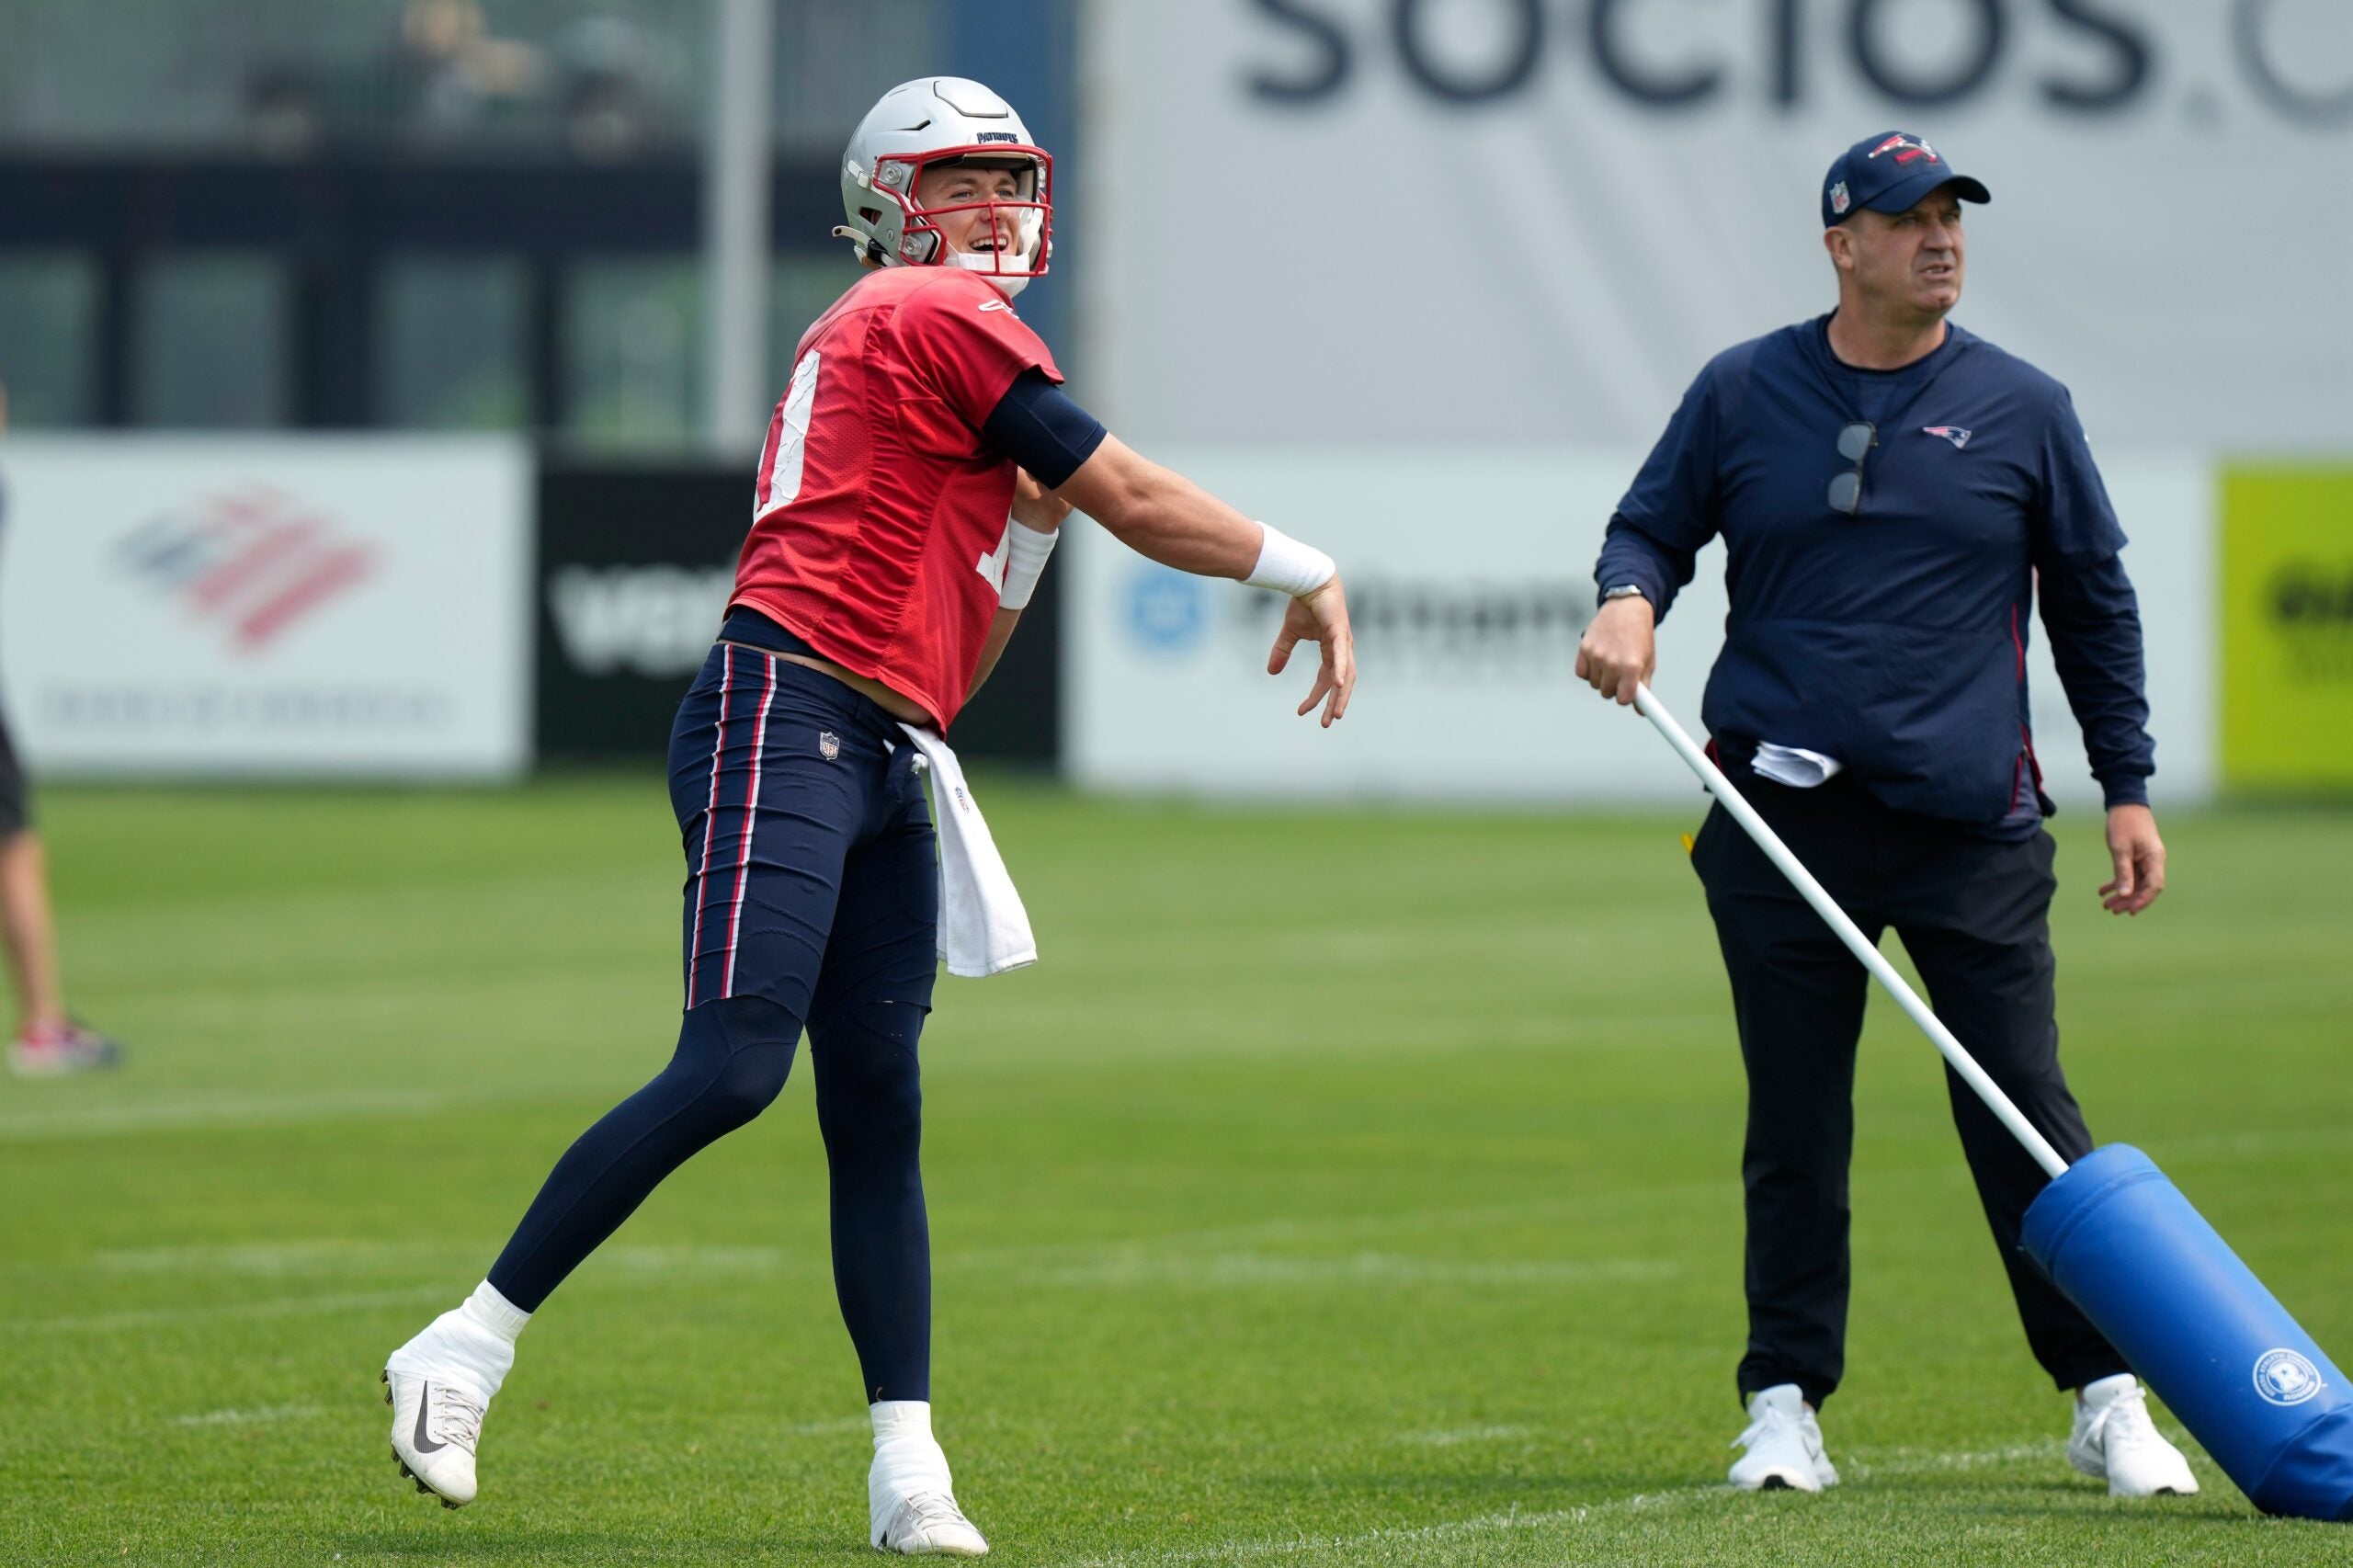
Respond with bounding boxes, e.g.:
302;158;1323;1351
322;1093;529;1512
9;1021;125;1077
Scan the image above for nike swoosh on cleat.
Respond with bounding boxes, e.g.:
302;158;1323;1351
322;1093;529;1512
411;1381;447;1454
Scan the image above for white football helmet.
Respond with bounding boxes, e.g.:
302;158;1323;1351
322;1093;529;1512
835;76;1052;298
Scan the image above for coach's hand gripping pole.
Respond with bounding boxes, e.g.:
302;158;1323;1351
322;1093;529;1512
1634;684;2070;1180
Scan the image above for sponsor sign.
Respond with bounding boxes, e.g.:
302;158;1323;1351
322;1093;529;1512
2221;465;2353;790
1086;4;2350;454
0;437;530;778
1065;448;2215;806
536;465;748;759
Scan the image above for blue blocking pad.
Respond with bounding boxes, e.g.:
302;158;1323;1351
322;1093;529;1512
2023;1144;2353;1521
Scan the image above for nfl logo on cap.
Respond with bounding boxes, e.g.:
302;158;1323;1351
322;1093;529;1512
1829;180;1850;216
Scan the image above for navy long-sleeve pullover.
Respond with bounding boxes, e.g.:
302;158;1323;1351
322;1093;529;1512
1594;314;2154;835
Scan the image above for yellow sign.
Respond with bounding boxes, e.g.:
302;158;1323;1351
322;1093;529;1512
2222;467;2353;790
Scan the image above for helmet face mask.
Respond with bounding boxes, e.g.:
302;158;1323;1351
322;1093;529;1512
838;79;1054;296
874;152;1051;283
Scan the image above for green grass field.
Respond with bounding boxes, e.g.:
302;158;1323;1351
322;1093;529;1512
3;778;2348;1565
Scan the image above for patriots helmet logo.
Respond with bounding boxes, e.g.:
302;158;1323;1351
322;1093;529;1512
1923;426;1973;449
1869;133;1941;165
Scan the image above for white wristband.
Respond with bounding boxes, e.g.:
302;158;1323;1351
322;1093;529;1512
1244;521;1336;597
998;517;1058;610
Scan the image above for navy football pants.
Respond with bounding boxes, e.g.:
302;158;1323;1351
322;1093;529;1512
1691;773;2129;1410
489;644;940;1404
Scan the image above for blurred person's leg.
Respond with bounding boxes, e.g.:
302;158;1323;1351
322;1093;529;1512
1;829;66;1034
1;719;120;1076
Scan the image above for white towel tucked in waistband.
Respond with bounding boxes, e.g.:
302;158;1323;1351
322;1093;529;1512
1753;742;1845;789
896;723;1037;978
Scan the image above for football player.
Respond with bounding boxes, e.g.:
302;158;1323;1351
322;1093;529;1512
381;77;1354;1556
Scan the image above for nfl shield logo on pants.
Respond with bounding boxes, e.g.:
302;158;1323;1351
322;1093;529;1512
818;732;841;761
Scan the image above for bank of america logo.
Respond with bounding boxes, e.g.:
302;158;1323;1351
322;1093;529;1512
115;486;377;653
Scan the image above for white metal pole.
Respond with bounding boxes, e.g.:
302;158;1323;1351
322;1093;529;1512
1633;683;2071;1180
703;0;773;453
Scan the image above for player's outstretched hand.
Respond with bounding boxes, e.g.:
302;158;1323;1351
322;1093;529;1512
1267;576;1355;728
1011;467;1073;533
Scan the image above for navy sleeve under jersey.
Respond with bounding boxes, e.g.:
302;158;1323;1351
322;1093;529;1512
2030;388;2151;806
1592;360;1730;622
983;369;1108;489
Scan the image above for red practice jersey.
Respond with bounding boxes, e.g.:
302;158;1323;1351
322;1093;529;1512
733;266;1063;729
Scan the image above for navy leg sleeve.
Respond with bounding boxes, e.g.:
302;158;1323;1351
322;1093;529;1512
813;999;930;1405
487;994;801;1312
808;775;939;1404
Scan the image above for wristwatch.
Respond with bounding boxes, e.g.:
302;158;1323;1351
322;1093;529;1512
1601;584;1650;606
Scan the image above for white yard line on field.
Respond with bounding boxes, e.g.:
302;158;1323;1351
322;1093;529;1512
0;1087;454;1142
1068;1442;2070;1567
1038;1253;1681;1290
1393;1425;1536;1447
172;1403;327;1428
12;1285;453;1335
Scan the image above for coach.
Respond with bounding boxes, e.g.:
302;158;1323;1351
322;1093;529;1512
1574;131;2198;1499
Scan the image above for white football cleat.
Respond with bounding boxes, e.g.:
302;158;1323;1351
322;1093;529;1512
2069;1373;2200;1497
873;1490;990;1557
870;1400;988;1556
381;1294;521;1507
383;1366;488;1507
1729;1383;1839;1493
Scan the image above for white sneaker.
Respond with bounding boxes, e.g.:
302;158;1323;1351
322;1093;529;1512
1729;1383;1839;1493
381;1295;521;1507
870;1400;988;1556
873;1491;990;1557
2069;1373;2200;1497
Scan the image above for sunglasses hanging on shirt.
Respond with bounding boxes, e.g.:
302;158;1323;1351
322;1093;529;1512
1828;421;1877;517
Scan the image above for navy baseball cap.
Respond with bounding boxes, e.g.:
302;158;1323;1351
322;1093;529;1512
1822;131;1991;228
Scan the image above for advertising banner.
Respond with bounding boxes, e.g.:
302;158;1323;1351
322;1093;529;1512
537;465;748;760
0;437;530;778
1063;448;2214;807
1086;2;2352;453
2221;465;2353;790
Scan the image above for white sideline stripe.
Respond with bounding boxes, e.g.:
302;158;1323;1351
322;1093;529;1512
938;1187;1730;1273
1072;1443;2069;1568
0;1087;454;1142
19;1249;829;1333
1394;1425;1533;1447
85;1240;800;1278
14;1285;451;1335
1039;1254;1679;1290
1073;1487;1730;1567
173;1403;326;1428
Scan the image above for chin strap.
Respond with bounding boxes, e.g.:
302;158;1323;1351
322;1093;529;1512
832;224;886;265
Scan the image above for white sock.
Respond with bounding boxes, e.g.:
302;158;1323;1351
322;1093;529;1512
393;1281;527;1400
870;1401;952;1498
461;1280;531;1345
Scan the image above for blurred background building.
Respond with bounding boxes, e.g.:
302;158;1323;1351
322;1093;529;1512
0;0;1064;445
